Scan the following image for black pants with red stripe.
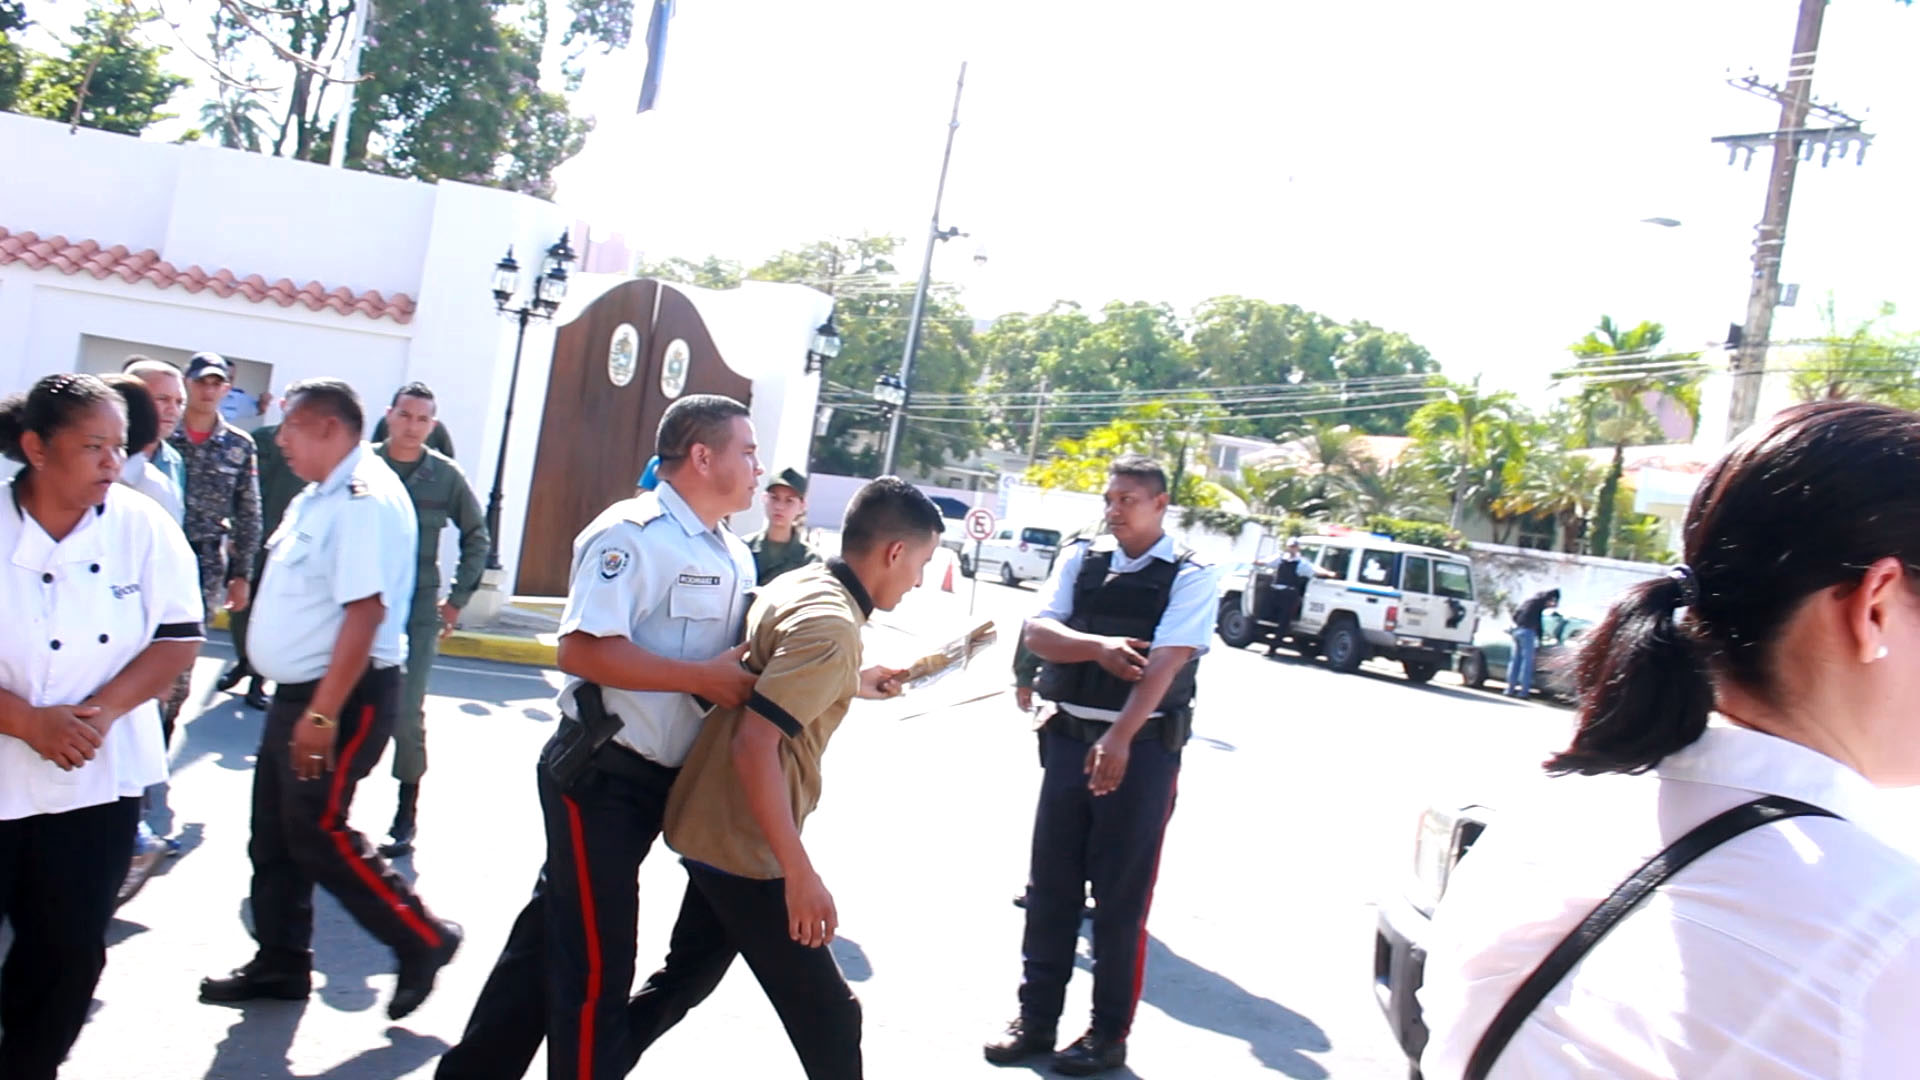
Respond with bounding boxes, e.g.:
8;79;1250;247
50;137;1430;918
248;666;448;969
435;738;676;1080
1018;727;1180;1041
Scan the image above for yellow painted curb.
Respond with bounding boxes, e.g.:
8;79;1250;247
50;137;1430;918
439;631;559;668
207;609;556;668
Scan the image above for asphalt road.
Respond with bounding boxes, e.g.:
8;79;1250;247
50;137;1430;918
54;573;1574;1080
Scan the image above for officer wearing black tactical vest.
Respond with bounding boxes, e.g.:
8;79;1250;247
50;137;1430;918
985;455;1222;1077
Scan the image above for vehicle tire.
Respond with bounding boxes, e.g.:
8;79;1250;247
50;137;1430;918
1403;660;1439;684
1000;562;1018;587
1218;603;1258;649
959;554;974;578
1461;651;1488;689
1324;619;1365;674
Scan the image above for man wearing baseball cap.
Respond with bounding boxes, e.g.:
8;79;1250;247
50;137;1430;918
743;467;819;586
171;352;263;669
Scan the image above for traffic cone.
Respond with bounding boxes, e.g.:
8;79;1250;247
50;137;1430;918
941;557;956;592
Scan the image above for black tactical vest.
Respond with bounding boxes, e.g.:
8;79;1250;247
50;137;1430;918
1038;541;1200;722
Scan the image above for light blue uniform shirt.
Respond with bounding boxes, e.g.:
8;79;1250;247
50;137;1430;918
1034;532;1222;720
557;481;755;767
249;444;418;685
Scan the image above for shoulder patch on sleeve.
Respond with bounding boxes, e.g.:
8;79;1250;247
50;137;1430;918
349;477;370;498
599;547;632;580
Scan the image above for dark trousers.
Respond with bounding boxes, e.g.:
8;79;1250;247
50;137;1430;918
436;737;676;1080
248;666;447;968
625;862;862;1079
226;549;266;673
1019;728;1180;1040
0;796;140;1080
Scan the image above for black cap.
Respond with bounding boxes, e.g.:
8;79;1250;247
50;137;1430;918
185;352;232;382
765;467;808;497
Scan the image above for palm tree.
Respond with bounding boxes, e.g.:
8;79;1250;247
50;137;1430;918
198;91;272;152
1335;454;1447;521
1561;317;1703;556
1226;462;1334;519
1406;377;1525;532
1495;447;1605;554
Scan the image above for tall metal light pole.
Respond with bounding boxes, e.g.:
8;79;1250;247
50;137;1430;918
880;61;968;478
484;231;575;570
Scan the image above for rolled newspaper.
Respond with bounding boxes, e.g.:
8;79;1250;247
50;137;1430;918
899;619;998;689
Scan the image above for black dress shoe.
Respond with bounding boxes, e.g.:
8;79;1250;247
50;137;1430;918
377;837;415;858
983;1017;1056;1065
215;661;250;693
389;919;463;1020
243;678;270;711
199;959;311;1003
1051;1031;1126;1076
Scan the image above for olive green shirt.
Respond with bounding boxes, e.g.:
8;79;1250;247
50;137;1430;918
744;528;820;587
250;423;305;545
373;442;490;611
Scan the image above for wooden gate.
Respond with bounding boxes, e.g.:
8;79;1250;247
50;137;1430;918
514;279;753;596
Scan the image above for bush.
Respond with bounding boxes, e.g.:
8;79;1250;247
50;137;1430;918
1362;516;1466;551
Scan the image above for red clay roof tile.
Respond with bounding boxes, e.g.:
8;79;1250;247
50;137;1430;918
0;227;415;324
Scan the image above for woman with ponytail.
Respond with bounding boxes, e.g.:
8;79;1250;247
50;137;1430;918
1420;401;1920;1079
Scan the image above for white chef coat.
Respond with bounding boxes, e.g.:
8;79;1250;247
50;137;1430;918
248;444;416;685
556;481;755;767
0;480;204;819
120;448;184;524
1420;722;1920;1079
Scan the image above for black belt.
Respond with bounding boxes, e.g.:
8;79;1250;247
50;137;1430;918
1047;708;1164;744
271;664;398;705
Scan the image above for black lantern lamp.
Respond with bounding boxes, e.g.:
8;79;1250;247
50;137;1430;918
482;229;577;570
806;315;842;375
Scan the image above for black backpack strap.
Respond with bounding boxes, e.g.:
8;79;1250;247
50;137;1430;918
1463;794;1839;1080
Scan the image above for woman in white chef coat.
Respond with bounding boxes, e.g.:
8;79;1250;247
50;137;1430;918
0;373;203;1079
1420;400;1920;1080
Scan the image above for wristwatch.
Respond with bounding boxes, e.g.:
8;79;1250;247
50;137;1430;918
304;712;335;729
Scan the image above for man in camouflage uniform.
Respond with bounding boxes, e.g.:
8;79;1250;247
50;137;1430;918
742;467;819;586
170;352;263;641
372;382;489;858
218;406;307;710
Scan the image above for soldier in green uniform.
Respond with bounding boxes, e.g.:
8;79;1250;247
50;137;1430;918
372;382;489;858
372;412;455;458
743;467;820;586
219;410;308;709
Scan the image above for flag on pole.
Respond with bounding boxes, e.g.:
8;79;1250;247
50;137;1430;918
637;0;675;113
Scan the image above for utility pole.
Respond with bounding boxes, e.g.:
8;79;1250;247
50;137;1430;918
880;62;967;477
328;0;370;169
1718;0;1873;437
1025;377;1049;470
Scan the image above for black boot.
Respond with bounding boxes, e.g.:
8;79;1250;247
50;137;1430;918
378;783;419;858
215;660;251;692
243;676;269;711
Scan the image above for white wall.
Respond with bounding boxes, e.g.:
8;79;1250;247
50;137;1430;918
1467;541;1667;620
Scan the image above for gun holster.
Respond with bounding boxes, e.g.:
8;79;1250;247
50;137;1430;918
542;682;624;791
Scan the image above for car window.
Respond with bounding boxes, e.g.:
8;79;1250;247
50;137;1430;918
1358;549;1399;587
996;529;1012;540
1433;561;1474;600
1318;545;1353;580
1023;527;1062;547
1402;556;1431;594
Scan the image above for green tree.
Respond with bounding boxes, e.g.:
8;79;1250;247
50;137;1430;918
0;1;28;111
1495;446;1605;554
1405;378;1527;533
635;255;744;290
1561;316;1702;557
758;236;980;477
1334;454;1447;522
1024;403;1225;508
1790;298;1920;408
1224;462;1330;518
1329;322;1444;435
12;3;187;135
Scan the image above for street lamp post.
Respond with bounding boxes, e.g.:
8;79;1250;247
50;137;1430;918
879;61;971;478
483;230;576;570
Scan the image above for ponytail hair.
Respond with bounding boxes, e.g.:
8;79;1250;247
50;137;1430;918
0;373;118;467
1546;574;1713;775
1548;400;1920;776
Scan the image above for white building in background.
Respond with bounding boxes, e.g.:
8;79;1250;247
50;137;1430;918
0;110;828;600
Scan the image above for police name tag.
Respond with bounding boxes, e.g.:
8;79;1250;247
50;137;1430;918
677;573;721;586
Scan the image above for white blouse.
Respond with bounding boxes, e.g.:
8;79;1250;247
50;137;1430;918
0;481;204;819
1420;722;1920;1079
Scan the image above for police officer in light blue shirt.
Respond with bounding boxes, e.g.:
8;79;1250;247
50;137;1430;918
438;394;762;1080
200;378;461;1024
